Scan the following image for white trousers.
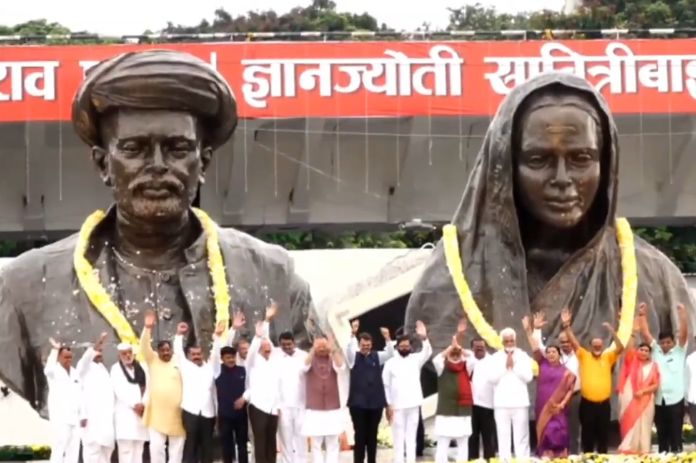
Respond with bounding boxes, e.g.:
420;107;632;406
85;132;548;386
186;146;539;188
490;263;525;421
82;442;114;463
494;407;530;460
310;435;340;463
117;439;145;463
391;407;419;463
149;429;185;463
49;423;80;463
435;437;468;463
279;407;307;463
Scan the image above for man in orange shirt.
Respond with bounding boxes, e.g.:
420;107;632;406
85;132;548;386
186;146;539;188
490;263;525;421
560;308;624;454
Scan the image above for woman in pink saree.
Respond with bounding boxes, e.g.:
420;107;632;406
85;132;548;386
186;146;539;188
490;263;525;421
618;341;660;454
524;316;576;457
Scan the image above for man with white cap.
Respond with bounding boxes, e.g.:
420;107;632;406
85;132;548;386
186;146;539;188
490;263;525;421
111;342;148;463
79;332;115;463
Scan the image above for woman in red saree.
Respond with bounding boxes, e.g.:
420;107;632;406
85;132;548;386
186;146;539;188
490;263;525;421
618;341;660;454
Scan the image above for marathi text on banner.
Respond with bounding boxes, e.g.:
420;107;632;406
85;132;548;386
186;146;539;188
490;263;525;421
240;45;464;109
484;42;696;99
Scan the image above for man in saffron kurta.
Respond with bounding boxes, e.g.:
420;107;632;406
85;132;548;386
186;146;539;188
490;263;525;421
140;310;185;463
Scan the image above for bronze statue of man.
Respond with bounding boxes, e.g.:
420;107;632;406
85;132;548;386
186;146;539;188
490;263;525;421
0;50;316;413
406;73;695;354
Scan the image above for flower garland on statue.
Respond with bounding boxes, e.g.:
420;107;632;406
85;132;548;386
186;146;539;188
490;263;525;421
73;208;231;356
443;217;638;374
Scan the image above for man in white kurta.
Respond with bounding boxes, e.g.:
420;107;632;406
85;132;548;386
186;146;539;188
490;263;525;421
260;310;308;463
301;336;348;463
79;333;115;463
111;343;149;463
44;339;90;463
381;321;432;463
489;327;533;460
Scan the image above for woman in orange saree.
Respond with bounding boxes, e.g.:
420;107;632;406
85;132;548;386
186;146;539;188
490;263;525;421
618;341;660;454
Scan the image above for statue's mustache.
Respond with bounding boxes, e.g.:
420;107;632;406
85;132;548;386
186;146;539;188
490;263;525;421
129;177;185;195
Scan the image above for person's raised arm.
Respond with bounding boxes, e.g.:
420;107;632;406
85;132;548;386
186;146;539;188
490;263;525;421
678;303;689;347
173;323;190;368
344;320;359;369
433;339;455;376
523;315;544;364
211;321;225;379
329;334;344;370
377;327;394;365
636;303;655;347
561;308;581;352
604;321;624;354
140;311;157;364
43;338;62;379
262;301;277;339
303;343;315;372
414;320;432;367
76;332;106;378
225;311;246;347
246;321;265;371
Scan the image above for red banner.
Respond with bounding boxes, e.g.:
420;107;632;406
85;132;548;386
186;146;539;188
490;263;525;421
1;39;696;122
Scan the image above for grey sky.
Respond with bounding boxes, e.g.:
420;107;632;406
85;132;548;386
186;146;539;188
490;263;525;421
1;0;566;35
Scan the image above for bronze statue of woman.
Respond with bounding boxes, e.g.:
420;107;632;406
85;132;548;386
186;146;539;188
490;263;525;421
406;73;694;354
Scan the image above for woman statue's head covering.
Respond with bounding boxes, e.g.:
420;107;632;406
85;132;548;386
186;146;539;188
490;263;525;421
406;73;694;355
72;49;238;150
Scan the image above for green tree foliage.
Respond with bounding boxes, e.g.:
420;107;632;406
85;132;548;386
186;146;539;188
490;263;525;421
447;0;696;31
163;0;383;34
257;229;439;250
0;19;71;36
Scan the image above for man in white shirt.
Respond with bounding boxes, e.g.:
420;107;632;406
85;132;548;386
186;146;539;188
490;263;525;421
111;343;149;463
79;333;115;463
532;312;581;455
240;320;282;463
45;338;91;463
174;321;224;463
256;306;308;463
467;338;496;460
382;321;432;463
489;327;533;460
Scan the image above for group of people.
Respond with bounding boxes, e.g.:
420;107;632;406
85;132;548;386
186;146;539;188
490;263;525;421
422;301;692;461
44;299;696;463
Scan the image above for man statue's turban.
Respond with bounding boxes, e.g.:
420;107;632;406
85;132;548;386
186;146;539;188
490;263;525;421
72;49;237;150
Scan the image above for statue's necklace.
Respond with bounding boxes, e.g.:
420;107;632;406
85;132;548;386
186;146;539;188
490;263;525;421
73;208;231;357
443;218;637;353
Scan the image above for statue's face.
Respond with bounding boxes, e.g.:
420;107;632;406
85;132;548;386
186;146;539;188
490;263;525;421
95;109;212;222
515;97;602;229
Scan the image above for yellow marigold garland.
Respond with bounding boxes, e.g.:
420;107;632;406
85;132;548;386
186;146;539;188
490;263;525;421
73;208;231;355
443;218;637;361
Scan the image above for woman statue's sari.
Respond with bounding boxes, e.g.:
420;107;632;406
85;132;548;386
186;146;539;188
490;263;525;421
618;349;660;454
533;351;576;457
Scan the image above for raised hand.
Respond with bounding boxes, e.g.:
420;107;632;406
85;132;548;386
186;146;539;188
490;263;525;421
533;312;547;330
451;335;460;349
638;302;648;317
456;318;467;335
522;316;531;334
380;327;390;340
677;303;686;315
265;301;278;321
144;310;157;329
560;308;572;325
327;333;336;351
415;320;427;339
94;332;108;351
232;311;246;330
255;320;265;338
176;322;189;336
214;320;226;337
602;321;616;333
351;319;360;335
49;337;61;350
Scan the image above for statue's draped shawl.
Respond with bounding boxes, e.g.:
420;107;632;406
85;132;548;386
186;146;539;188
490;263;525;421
406;73;695;354
72;49;237;150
